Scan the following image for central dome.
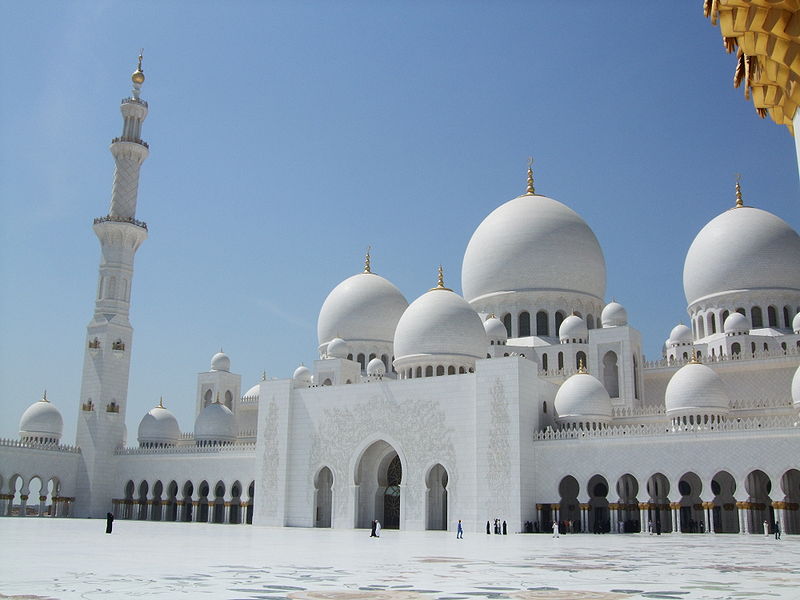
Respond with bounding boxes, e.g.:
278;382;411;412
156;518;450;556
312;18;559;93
462;193;606;303
683;205;800;307
317;271;408;349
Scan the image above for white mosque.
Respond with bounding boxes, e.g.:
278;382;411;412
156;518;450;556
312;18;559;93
1;58;799;536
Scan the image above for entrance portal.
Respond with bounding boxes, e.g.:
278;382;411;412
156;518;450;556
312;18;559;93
355;440;402;529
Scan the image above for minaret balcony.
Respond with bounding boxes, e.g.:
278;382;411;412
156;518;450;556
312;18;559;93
93;215;148;231
122;97;148;108
111;136;149;149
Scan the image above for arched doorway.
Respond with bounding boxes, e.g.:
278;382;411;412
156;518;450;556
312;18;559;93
425;464;448;530
646;473;671;533
246;481;255;524
780;469;800;534
558;475;581;532
711;471;738;533
677;472;703;533
615;474;640;532
314;467;333;528
355;440;402;529
587;475;610;533
745;469;773;534
151;481;164;521
213;481;225;523
230;481;242;524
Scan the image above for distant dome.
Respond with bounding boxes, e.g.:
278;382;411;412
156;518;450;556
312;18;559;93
367;357;386;376
668;324;692;346
211;351;230;372
601;301;628;327
683;205;800;307
243;383;260;399
137;403;180;447
665;360;730;419
723;312;749;334
194;401;236;445
317;271;409;349
484;315;508;344
559;315;588;343
793;312;800;334
792;365;800;412
326;337;350;359
554;371;613;425
462;192;606;304
293;365;312;387
19;394;63;444
394;283;487;369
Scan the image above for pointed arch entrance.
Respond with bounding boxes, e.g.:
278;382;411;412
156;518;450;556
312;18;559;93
425;464;448;530
314;467;333;528
355;440;402;529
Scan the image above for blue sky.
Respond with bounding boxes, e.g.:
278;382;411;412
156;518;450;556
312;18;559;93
1;1;798;442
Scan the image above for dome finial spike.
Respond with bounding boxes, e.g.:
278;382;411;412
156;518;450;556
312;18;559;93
261;370;267;381
131;49;145;98
690;348;701;364
437;264;445;288
158;396;164;409
526;157;535;195
577;358;587;374
42;389;48;403
734;173;744;208
364;245;372;273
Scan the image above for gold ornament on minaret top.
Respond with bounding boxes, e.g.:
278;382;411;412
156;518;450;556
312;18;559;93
132;50;145;85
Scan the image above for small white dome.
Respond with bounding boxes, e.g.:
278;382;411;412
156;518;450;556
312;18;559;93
723;312;749;334
137;403;180;446
462;192;606;304
683;205;800;307
793;312;800;334
326;337;350;359
601;301;628;327
19;395;63;443
668;324;692;345
243;383;260;399
194;401;236;444
792;365;800;411
211;351;230;372
559;314;588;342
484;315;508;344
554;371;613;424
665;360;730;417
317;271;409;349
394;286;488;363
367;357;386;376
293;365;312;388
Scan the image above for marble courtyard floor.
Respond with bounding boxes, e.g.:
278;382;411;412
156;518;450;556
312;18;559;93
0;519;797;600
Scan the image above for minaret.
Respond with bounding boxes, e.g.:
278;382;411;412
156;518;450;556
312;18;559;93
75;53;150;518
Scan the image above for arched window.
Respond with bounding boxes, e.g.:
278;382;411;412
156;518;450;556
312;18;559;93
458;366;465;374
415;367;422;378
369;353;376;361
347;354;353;360
381;354;389;370
436;365;444;376
576;351;587;370
767;306;777;327
425;366;433;377
541;353;548;371
519;311;531;337
731;342;741;356
751;306;763;328
543;401;547;414
587;314;594;329
709;313;717;334
555;311;565;335
784;306;792;328
722;310;730;326
224;390;233;409
763;343;769;352
502;313;512;337
357;354;366;369
735;307;746;316
697;316;705;338
632;354;640;399
602;351;619;398
751;342;756;355
204;389;212;407
557;352;564;371
536;311;549;336
447;366;455;375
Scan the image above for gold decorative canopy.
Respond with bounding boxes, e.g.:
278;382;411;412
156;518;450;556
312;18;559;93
704;1;800;133
132;49;145;85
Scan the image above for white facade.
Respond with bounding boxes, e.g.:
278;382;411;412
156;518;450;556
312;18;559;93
1;62;799;537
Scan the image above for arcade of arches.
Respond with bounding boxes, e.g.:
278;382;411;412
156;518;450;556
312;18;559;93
541;469;800;534
0;474;73;517
112;479;255;524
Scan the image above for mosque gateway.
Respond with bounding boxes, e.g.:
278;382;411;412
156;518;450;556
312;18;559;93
1;55;799;537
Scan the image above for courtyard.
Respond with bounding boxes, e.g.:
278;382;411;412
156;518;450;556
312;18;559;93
0;519;797;599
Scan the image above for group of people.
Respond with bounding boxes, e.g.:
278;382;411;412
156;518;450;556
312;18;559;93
486;519;507;535
763;519;781;539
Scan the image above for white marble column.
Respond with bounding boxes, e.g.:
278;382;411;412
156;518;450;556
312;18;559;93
19;494;28;517
639;503;648;534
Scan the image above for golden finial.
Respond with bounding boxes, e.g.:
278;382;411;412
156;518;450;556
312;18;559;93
42;390;49;403
364;246;372;274
734;174;743;208
261;370;267;381
158;396;164;409
577;358;587;374
132;49;145;85
487;313;496;320
525;157;535;195
430;265;453;291
689;348;701;364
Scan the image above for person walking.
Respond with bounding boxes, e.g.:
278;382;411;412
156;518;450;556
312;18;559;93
375;520;381;537
552;521;559;538
774;520;781;540
457;519;463;539
763;519;769;536
486;520;490;534
502;520;507;535
370;519;377;537
105;512;114;534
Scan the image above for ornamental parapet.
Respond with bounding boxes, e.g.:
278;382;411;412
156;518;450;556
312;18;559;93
645;345;800;370
240;395;259;405
115;441;256;455
111;136;149;149
122;97;148;108
612;405;666;418
0;438;81;453
533;414;797;441
94;214;148;230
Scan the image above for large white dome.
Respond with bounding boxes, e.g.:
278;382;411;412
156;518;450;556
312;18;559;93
317;272;408;348
462;192;606;303
601;301;628;327
554;371;613;424
137;402;180;446
194;401;236;444
665;361;730;417
19;394;63;443
683;205;800;307
394;286;487;363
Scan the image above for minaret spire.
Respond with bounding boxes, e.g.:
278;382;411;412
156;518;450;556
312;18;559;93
525;157;536;195
734;173;744;208
363;246;372;274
